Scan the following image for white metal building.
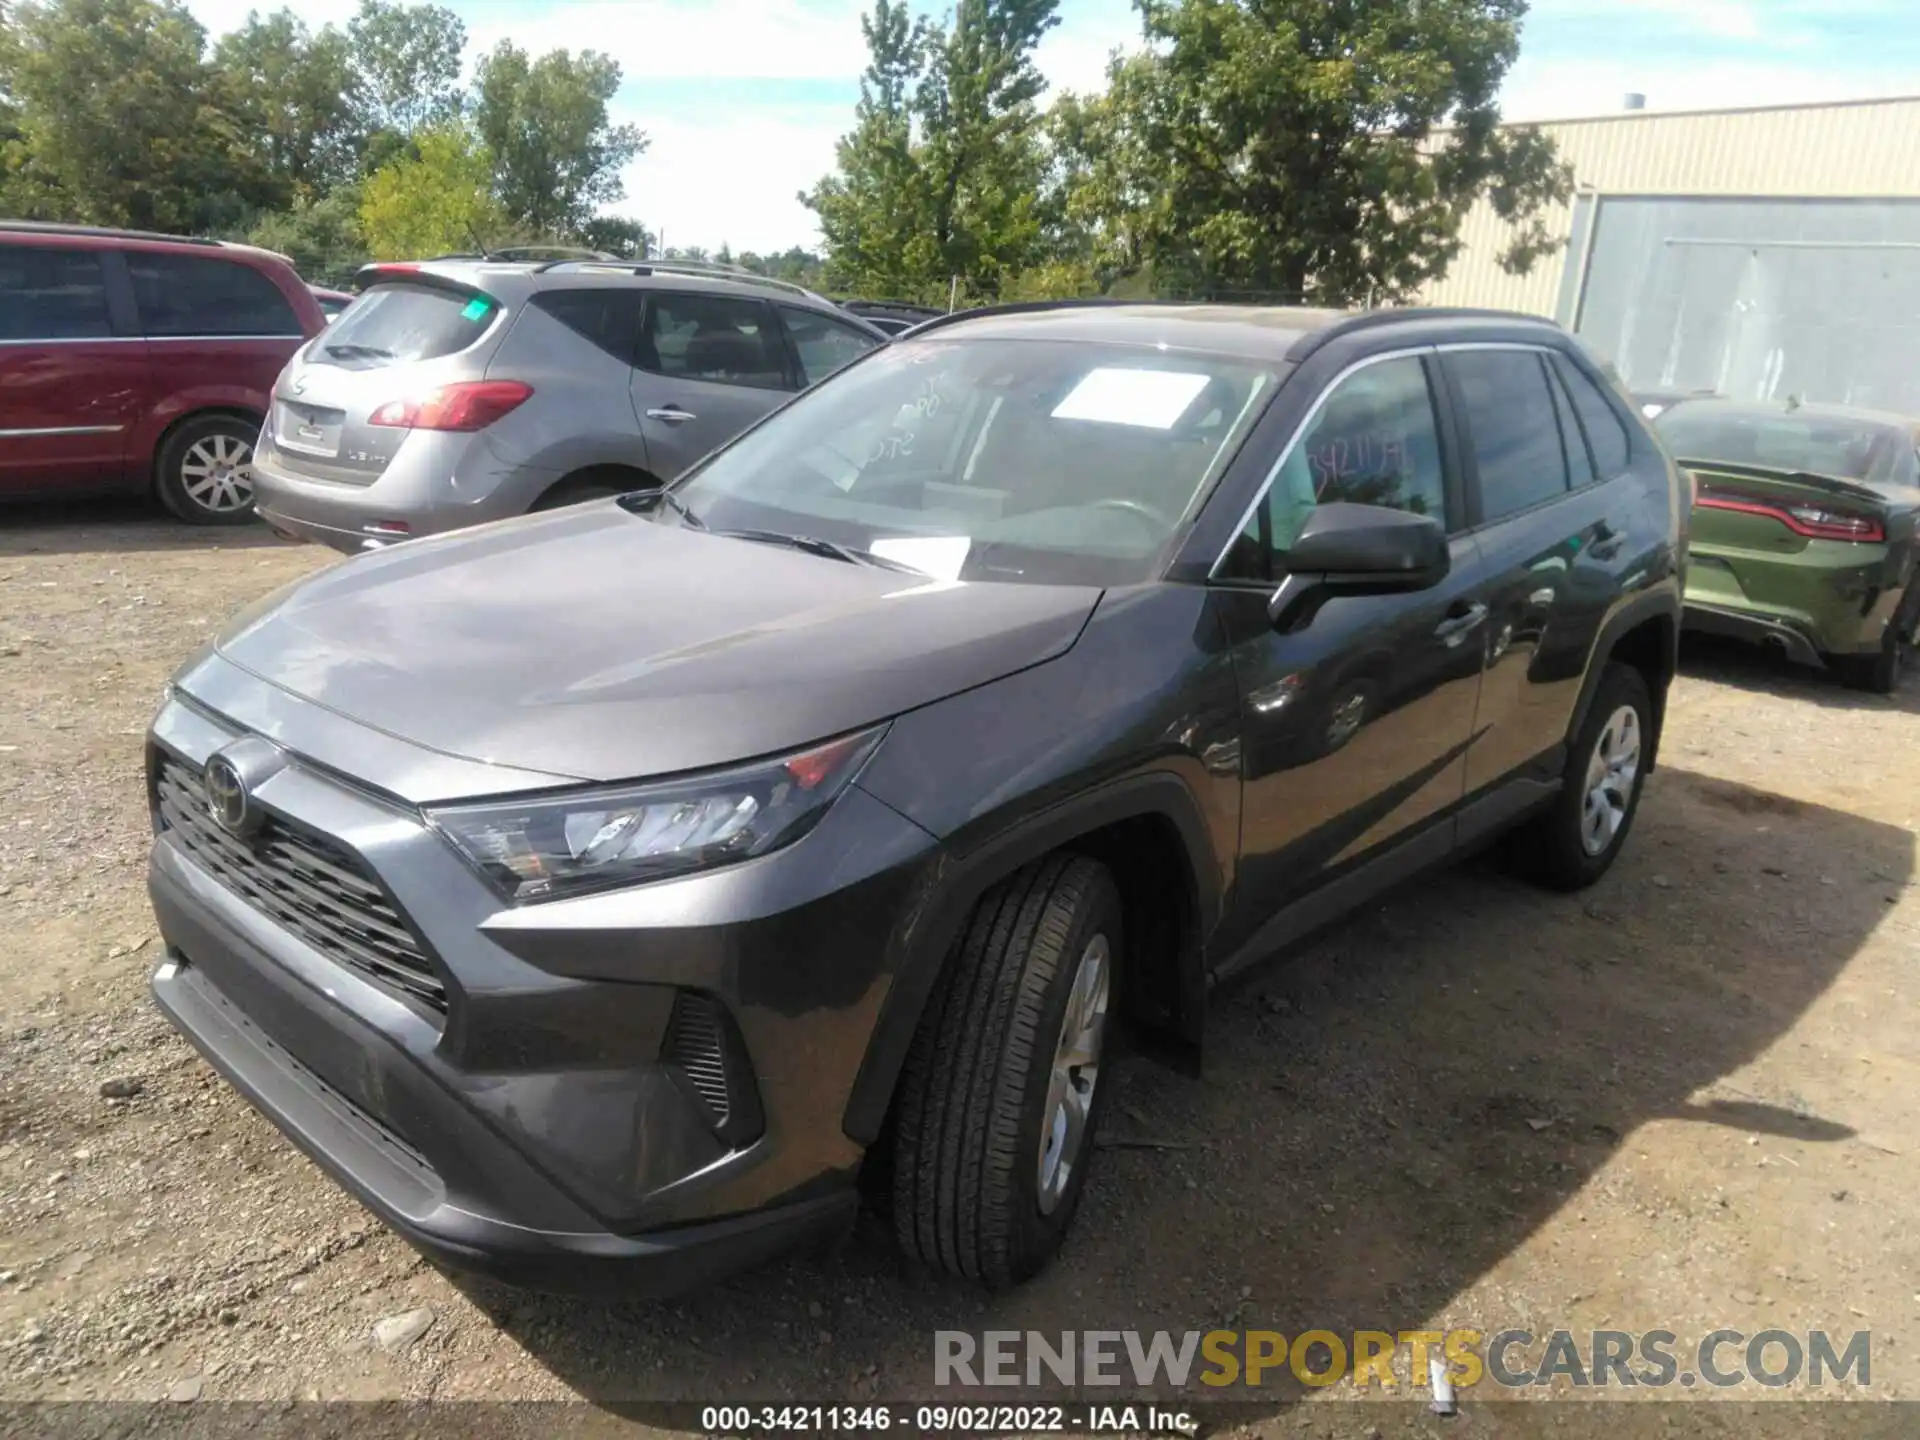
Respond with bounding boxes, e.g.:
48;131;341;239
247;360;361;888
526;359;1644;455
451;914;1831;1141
1420;95;1920;412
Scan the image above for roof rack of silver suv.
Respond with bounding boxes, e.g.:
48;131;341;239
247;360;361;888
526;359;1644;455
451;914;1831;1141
534;256;821;302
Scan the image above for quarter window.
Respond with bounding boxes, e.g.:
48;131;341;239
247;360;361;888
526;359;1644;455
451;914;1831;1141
1447;350;1569;521
641;294;788;390
534;289;643;363
1224;356;1448;581
780;305;881;386
0;246;112;341
1551;353;1633;479
128;253;302;338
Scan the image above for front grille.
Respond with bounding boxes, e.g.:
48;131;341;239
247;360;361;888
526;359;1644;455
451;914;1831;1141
154;755;447;1015
661;991;732;1125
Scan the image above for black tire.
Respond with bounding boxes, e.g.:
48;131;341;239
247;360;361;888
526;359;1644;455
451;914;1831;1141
1833;594;1914;694
154;414;261;526
891;854;1122;1288
1509;661;1654;891
531;475;634;512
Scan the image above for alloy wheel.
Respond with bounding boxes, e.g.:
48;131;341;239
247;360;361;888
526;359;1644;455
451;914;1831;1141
1036;932;1111;1215
1580;703;1642;856
179;433;255;514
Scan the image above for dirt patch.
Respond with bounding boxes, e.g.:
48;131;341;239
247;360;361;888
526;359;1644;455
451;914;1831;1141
2;503;1917;1427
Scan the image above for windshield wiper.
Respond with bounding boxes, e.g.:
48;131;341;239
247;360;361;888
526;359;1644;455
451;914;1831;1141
715;529;925;574
658;488;707;530
323;342;394;360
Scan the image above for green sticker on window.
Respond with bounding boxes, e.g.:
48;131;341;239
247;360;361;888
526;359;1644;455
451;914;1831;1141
461;297;493;322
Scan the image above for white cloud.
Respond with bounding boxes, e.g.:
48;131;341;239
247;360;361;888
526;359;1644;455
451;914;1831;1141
1499;56;1916;122
619;109;847;254
464;0;870;80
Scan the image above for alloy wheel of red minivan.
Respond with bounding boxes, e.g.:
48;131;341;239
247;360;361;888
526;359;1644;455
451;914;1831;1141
156;416;259;526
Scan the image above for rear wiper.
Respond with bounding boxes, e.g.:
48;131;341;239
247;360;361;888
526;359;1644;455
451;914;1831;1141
323;342;394;360
715;529;925;574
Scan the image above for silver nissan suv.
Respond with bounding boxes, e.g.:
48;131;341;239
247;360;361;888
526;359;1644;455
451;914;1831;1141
251;259;887;553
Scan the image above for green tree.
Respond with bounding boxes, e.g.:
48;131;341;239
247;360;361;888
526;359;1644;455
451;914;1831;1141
1081;0;1571;303
358;121;502;258
576;213;652;257
0;0;264;231
804;0;1057;301
348;0;464;142
246;189;367;281
213;9;362;200
470;41;645;236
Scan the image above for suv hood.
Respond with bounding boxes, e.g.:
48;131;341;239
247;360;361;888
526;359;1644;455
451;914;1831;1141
214;505;1100;784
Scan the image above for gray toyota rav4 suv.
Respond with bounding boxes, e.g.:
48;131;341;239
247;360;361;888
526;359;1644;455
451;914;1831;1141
252;259;886;552
147;303;1685;1295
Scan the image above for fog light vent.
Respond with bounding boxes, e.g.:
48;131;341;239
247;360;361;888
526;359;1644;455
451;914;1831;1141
662;991;732;1126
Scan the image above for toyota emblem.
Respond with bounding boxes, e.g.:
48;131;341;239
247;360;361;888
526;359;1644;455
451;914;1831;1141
203;754;257;837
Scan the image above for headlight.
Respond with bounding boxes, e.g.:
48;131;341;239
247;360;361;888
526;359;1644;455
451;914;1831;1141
427;726;885;903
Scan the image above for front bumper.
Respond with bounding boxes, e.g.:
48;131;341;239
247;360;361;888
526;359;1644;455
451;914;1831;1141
149;927;854;1295
144;681;938;1293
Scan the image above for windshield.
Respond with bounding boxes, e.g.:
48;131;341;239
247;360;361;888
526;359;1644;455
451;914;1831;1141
669;337;1278;585
1655;405;1901;482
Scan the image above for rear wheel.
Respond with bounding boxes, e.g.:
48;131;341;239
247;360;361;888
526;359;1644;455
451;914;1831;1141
155;415;259;526
891;854;1122;1288
531;473;638;512
1509;661;1653;891
1833;592;1915;694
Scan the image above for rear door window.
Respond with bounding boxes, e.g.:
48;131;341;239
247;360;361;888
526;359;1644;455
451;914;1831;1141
1446;349;1571;522
0;245;114;340
778;305;881;386
1550;353;1633;479
314;282;497;368
640;293;788;390
533;289;644;364
128;252;301;338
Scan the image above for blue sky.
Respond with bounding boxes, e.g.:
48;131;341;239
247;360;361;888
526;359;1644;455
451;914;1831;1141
186;0;1920;254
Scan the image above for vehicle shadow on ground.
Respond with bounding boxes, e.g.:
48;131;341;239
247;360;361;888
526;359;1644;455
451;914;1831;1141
1679;632;1920;716
0;499;294;557
447;766;1909;1421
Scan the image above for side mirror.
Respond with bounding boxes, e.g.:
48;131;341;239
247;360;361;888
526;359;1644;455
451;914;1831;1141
1267;502;1449;630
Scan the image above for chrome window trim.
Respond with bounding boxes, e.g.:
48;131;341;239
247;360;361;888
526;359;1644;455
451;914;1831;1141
0;424;124;438
1207;344;1435;580
0;334;301;347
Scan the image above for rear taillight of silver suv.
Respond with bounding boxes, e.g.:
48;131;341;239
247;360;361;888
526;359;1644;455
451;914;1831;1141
368;381;533;433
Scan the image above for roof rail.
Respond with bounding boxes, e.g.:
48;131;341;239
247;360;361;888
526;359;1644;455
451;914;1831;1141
0;219;223;248
532;256;821;301
900;297;1151;338
1283;305;1558;363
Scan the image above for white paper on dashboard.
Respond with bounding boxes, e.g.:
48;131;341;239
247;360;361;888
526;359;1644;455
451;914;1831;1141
870;535;972;580
1051;367;1212;429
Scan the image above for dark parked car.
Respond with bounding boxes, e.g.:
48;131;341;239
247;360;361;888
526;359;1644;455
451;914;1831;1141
145;303;1684;1295
309;286;354;321
0;221;325;523
1655;396;1920;691
841;298;946;335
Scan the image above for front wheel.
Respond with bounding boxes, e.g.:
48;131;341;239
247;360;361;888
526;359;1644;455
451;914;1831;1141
890;854;1122;1288
1509;661;1653;891
155;415;260;526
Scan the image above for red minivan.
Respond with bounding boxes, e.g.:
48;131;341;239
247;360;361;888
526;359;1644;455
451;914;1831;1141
0;222;325;525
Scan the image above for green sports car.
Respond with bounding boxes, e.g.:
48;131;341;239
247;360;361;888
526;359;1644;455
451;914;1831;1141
1654;397;1920;693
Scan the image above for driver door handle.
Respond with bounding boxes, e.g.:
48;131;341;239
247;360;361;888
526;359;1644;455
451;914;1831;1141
647;406;696;424
1434;601;1489;643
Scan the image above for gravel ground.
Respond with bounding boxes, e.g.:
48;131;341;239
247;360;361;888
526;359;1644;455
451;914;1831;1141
2;502;1918;1433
